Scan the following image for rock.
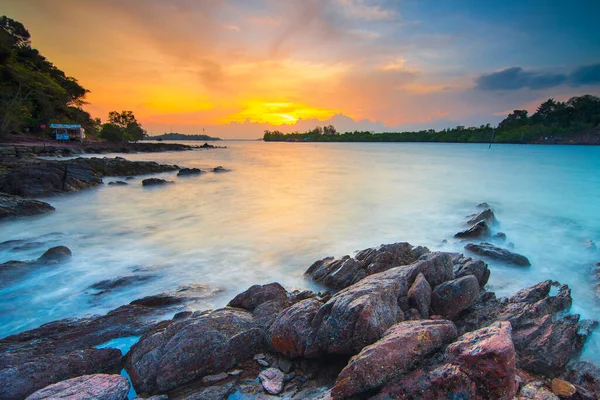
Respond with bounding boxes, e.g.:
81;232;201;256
331;319;457;398
259;368;285;395
430;275;480;319
0;349;122;400
89;274;157;292
465;242;531;266
466;208;497;225
228;282;289;311
267;298;322;358
277;357;293;374
213;166;228;172
407;272;431;318
130;284;222;307
415;252;455;287
25;374;129;400
477;202;490;209
125;176;135;180
454;220;491;239
454;259;490;287
565;361;600;398
493;232;507;242
177;168;202;176
124;308;264;394
108;180;128;185
178;382;236;400
36;245;72;264
0;193;55;219
519;381;560;400
252;298;292;329
373;364;477;400
551;378;576;397
142;178;173;186
306;252;454;357
445;321;519;399
305;242;427;290
201;372;229;385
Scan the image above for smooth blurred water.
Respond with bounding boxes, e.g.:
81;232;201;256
1;141;599;361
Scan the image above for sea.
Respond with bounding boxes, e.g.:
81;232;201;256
1;141;599;364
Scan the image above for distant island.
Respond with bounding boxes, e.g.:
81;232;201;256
147;133;222;141
264;95;600;145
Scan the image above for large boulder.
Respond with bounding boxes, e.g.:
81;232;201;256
445;321;519;399
305;242;428;290
430;275;480;319
228;282;289;311
466;208;497;225
0;349;121;400
37;246;72;264
331;320;457;398
124;308;264;395
407;273;431;318
454;221;490;239
465;242;531;266
267;298;322;358
454;259;490;287
25;374;129;400
0;193;55;219
306;252;454;357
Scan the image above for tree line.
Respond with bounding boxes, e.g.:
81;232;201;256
264;95;600;143
0;16;145;142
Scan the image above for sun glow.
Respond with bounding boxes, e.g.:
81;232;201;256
225;101;338;125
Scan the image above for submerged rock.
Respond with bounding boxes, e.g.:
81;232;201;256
213;166;228;172
89;274;157;293
177;168;202;176
142;178;173;186
0;193;55;219
465;242;531;266
454;221;491;239
332;319;457;398
108;180;128;185
37;246;72;264
25;374;129;400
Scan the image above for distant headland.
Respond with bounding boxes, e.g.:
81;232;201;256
146;133;222;141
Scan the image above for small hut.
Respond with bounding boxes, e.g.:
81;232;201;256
50;124;85;142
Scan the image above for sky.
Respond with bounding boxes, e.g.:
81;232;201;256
3;0;600;139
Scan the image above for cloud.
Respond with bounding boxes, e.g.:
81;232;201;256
335;0;398;21
569;63;600;86
222;25;240;32
475;67;567;91
476;63;600;91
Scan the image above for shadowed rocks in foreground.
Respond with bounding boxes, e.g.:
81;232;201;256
0;193;54;219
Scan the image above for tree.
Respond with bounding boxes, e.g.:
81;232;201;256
323;125;337;135
498;110;528;130
100;110;145;142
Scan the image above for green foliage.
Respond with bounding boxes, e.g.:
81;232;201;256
264;95;600;144
150;132;221;141
99;110;146;142
0;15;90;136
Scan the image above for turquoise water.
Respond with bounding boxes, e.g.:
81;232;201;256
1;142;599;362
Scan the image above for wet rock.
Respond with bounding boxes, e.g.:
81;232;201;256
454;220;491;239
519;381;560;400
108;180;128;185
228;282;289;311
565;361;600;398
551;378;576;397
177;168;202;176
267;298;322;358
201;372;229;385
130;284;222;307
142;178;173;186
125;176;135;180
37;245;72;264
124;308;264;394
306;252;453;357
213;166;228;172
465;242;531;266
0;193;55;219
454;259;490;287
466;208;497;225
332;320;457;398
445;321;518;399
477;202;490;209
259;367;285;395
25;374;129;400
306;242;427;290
0;349;122;400
493;232;507;242
431;275;480;319
407;272;431;318
89;274;157;293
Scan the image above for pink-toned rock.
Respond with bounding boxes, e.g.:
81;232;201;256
519;381;559;400
431;275;480;319
445;321;518;400
259;368;285;395
228;283;288;311
25;374;129;400
267;298;322;358
331;319;457;398
407;272;431;318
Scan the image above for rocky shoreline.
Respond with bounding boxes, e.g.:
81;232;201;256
1;236;599;399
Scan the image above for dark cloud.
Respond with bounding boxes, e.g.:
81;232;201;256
569;63;600;86
475;67;566;91
476;63;600;91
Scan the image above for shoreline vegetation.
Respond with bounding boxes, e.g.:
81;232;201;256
263;96;600;144
146;133;222;141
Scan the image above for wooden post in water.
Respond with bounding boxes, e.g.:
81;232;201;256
489;128;495;149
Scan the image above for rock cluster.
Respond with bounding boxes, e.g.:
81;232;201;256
0;193;55;219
